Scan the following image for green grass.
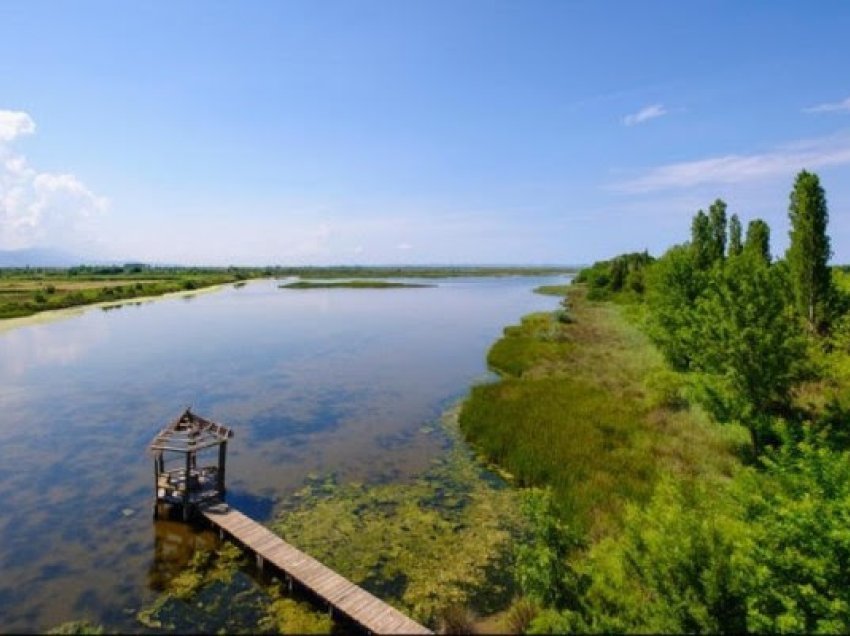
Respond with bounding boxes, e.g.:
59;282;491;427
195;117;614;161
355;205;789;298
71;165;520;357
532;284;571;296
459;286;746;539
279;280;434;289
0;268;245;319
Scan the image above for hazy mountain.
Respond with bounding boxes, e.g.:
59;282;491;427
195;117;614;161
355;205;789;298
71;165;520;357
0;248;88;267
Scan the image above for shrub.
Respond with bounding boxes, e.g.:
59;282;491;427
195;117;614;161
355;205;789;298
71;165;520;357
438;604;477;634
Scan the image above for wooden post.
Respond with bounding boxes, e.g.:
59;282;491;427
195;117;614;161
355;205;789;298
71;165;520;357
153;457;160;519
218;441;227;498
183;451;191;521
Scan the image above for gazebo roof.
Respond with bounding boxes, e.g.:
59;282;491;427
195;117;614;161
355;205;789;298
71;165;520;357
149;408;233;453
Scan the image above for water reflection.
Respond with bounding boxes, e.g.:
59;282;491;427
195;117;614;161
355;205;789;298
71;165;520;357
0;276;566;632
148;520;218;593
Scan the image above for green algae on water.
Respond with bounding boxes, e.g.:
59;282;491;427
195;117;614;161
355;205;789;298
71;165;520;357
272;405;525;628
136;541;332;634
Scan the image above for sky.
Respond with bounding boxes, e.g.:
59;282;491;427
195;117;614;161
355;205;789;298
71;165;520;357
1;0;850;266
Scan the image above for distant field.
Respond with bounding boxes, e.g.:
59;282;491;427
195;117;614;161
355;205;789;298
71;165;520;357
0;267;243;319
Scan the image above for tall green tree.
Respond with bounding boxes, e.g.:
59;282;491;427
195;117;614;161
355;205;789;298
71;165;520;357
646;245;706;370
786;170;832;332
728;214;743;257
691;211;713;270
708;199;728;263
745;219;771;263
692;252;806;451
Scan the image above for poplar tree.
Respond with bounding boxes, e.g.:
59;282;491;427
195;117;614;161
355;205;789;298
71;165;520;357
786;170;832;332
745;219;771;264
728;214;743;257
708;199;727;263
691;211;712;270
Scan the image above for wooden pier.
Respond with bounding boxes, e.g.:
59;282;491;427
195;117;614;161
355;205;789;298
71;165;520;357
202;505;431;635
150;410;431;634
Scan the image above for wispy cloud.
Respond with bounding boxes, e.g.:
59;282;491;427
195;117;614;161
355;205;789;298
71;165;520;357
612;131;850;193
803;96;850;114
0;109;108;249
622;103;668;126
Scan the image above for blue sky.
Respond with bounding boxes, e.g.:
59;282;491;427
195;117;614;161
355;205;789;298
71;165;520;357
2;1;850;265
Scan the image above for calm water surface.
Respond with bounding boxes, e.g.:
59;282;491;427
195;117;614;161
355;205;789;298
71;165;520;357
0;276;565;632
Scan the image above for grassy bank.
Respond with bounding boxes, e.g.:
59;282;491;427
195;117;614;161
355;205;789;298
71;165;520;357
0;271;243;319
459;285;746;539
279;280;434;289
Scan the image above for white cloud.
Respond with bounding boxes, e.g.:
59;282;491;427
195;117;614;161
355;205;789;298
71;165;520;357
395;242;413;250
803;97;850;114
622;103;668;126
612;131;850;193
0;110;35;142
0;109;108;250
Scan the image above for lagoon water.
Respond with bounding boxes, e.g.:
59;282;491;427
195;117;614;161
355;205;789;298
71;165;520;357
0;276;565;632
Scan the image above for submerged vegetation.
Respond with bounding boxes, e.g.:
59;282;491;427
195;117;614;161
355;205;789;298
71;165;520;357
272;408;524;630
457;170;850;633
136;541;333;634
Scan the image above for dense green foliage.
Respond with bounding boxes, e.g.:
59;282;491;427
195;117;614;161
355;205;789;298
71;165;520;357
787;170;833;332
460;170;850;633
728;213;743;257
745;218;772;263
526;438;850;634
572;251;653;300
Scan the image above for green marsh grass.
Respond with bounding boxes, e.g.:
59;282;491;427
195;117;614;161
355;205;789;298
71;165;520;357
460;286;747;539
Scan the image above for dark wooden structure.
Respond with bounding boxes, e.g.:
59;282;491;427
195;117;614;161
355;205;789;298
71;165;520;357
149;408;233;521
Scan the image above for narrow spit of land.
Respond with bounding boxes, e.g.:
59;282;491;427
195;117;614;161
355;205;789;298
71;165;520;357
279;280;434;290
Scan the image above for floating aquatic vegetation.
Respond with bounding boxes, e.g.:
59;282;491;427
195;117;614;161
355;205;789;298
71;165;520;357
272;406;524;627
136;541;332;634
46;621;104;635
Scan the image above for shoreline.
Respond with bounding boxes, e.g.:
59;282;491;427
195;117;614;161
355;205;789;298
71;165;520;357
0;279;264;334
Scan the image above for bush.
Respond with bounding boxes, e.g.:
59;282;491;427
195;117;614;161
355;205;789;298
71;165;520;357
506;598;541;634
437;604;477;634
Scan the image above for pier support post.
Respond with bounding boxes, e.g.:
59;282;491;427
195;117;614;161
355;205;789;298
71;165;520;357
256;554;264;571
183;451;192;522
218;441;227;497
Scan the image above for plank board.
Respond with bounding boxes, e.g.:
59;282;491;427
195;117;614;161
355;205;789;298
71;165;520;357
203;507;431;635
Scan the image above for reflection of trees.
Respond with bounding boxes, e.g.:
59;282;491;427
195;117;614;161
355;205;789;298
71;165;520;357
147;520;217;592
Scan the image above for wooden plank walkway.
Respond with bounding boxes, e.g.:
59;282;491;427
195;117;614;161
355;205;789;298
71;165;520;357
202;506;432;635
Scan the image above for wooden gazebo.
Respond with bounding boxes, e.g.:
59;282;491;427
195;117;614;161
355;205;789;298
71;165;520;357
149;408;233;521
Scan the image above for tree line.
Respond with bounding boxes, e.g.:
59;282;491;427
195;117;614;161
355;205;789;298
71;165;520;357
516;170;850;633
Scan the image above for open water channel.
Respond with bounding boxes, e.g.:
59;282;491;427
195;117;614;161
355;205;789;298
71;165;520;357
0;275;565;632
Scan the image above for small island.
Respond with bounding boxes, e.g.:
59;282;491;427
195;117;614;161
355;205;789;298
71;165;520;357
279;280;435;290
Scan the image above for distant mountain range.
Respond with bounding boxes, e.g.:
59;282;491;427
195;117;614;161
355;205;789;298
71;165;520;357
0;248;90;267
